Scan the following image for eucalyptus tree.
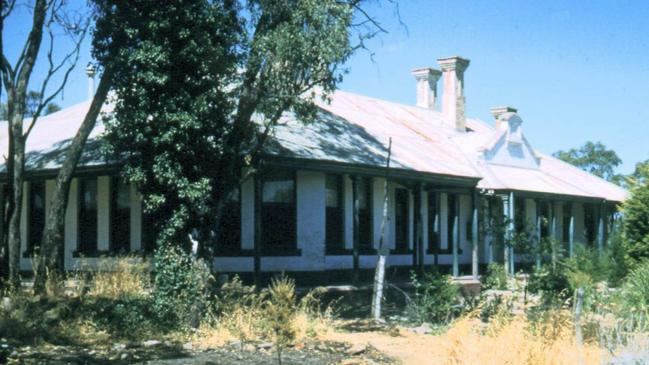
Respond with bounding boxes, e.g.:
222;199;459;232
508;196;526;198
96;0;386;259
0;0;88;287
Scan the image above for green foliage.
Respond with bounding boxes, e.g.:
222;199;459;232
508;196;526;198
482;263;508;290
83;296;160;340
564;245;612;291
93;0;363;248
553;141;623;183
528;265;570;306
607;229;630;286
152;243;212;328
615;260;649;321
407;270;461;325
265;275;297;365
622;165;649;266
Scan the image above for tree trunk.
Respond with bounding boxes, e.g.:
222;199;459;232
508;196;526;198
33;69;113;294
2;0;49;289
371;138;391;322
0;131;13;282
7;114;26;289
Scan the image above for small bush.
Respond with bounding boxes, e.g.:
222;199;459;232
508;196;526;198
528;265;570;306
153;243;212;328
83;295;159;340
482;263;508;290
564;245;612;290
406;269;461;325
265;275;297;365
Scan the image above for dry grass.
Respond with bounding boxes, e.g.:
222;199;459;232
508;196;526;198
437;312;602;365
191;280;337;350
88;257;150;298
327;308;605;365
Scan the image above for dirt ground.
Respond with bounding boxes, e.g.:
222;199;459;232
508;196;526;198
5;339;397;365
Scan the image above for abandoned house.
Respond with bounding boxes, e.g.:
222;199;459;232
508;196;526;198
0;56;627;279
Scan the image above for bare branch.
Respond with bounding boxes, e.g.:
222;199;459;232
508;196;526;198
1;0;17;20
24;10;89;138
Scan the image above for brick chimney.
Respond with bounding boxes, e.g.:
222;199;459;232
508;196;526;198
438;56;470;132
411;67;441;109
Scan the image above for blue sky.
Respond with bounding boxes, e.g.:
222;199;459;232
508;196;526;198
4;0;648;174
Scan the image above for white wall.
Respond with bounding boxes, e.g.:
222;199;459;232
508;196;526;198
15;171;481;273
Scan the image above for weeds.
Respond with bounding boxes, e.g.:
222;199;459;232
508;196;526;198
406;269;461;325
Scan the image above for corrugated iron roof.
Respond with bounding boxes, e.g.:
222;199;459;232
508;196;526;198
0;88;628;202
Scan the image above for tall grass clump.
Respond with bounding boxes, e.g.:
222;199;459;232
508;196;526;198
406;269;461;325
90;256;150;298
194;275;337;350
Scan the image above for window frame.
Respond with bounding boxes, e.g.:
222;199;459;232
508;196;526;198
325;174;346;255
109;177;131;254
392;187;411;254
25;181;46;257
215;187;244;256
76;177;98;256
260;170;299;256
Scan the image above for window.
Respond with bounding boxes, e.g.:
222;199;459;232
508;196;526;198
141;209;157;253
394;188;409;253
325;174;344;253
514;198;526;234
356;177;373;251
110;178;130;253
447;193;457;250
78;178;98;254
562;203;572;243
427;192;439;252
27;181;46;255
539;202;551;239
584;204;597;245
262;170;296;252
218;188;241;253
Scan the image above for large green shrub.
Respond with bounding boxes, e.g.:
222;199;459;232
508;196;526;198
153;243;212;328
622;168;649;266
406;270;461;325
84;296;159;340
482;263;508;290
616;260;649;321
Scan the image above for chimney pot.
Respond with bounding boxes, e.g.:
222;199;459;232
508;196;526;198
86;63;96;100
411;67;441;109
490;106;518;129
437;56;470;132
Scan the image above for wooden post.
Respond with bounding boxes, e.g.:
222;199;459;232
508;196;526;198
569;202;575;257
507;192;516;276
597;202;605;253
412;189;417;269
253;176;262;288
415;184;424;272
502;195;510;275
535;201;542;270
352;175;360;285
485;198;493;264
452;195;459;278
471;191;479;279
549;201;555;238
